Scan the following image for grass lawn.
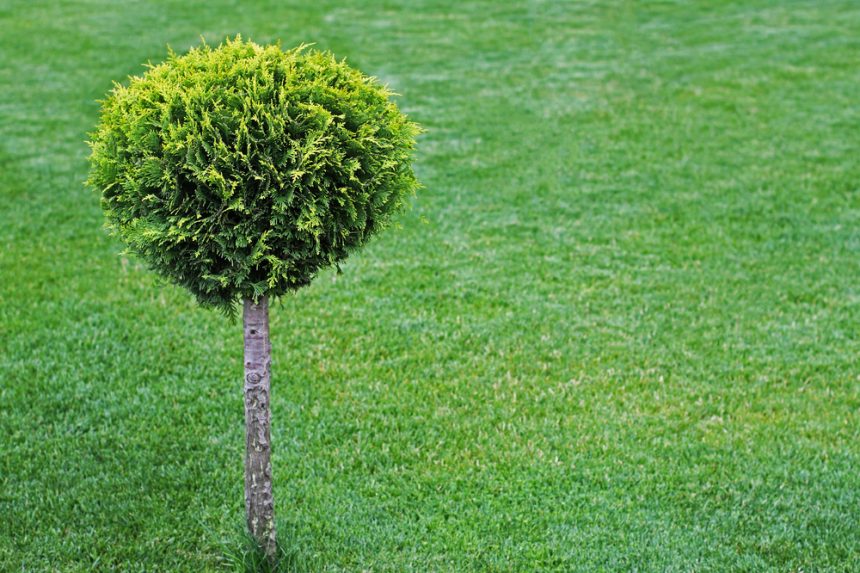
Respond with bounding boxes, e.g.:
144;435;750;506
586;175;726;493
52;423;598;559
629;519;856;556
1;0;859;571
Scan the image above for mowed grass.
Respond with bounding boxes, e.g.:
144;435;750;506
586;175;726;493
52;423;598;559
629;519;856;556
1;0;859;571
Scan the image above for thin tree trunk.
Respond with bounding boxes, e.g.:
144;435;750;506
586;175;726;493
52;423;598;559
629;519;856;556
243;296;277;559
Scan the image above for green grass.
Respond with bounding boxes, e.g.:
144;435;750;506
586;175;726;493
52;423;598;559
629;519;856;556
1;0;858;571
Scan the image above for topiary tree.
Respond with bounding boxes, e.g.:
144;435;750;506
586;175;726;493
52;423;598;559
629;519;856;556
87;37;420;559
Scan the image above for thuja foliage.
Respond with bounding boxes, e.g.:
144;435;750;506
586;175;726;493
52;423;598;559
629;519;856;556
88;37;420;312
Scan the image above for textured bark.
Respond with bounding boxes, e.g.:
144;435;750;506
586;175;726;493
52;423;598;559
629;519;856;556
243;297;276;559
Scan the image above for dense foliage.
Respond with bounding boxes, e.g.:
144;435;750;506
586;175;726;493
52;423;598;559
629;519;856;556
88;37;420;311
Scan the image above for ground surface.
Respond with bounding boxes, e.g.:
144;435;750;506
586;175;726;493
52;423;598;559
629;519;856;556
1;1;859;571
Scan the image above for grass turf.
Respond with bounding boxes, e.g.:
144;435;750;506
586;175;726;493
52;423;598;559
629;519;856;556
1;0;858;571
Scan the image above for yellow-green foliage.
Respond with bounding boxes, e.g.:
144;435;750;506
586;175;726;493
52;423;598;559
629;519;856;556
88;37;420;311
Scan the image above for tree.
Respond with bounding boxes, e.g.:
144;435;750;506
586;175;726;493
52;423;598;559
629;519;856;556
87;37;420;559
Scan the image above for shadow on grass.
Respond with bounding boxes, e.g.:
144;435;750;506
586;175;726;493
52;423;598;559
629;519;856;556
215;522;320;573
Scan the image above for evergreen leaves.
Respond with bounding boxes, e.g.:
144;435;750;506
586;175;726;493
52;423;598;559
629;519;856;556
88;37;420;312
